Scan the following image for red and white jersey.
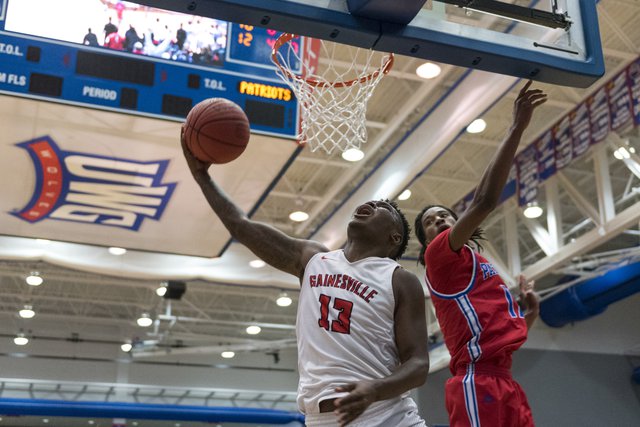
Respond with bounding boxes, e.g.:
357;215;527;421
424;229;527;374
296;250;401;414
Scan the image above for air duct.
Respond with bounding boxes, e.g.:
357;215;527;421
0;398;304;424
540;261;640;328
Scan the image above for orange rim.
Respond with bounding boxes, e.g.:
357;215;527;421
272;33;394;88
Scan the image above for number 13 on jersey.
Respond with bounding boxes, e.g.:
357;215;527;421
318;294;353;334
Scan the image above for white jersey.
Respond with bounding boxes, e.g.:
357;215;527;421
296;250;401;414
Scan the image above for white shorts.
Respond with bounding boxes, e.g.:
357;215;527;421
303;396;427;427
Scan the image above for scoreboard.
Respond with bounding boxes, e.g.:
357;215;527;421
0;0;304;139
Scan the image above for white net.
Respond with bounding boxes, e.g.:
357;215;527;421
273;34;393;154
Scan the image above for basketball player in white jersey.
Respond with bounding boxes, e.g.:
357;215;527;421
181;137;430;427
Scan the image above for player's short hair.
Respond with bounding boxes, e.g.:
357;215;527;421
384;199;411;261
414;204;485;265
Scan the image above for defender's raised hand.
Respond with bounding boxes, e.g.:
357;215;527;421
512;80;548;130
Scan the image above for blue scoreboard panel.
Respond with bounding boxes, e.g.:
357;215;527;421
0;0;302;139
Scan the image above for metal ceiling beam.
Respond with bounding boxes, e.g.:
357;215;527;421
522;200;640;280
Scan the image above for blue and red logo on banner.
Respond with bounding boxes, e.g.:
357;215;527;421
13;136;176;231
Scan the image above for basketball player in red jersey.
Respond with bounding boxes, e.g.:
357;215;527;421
181;136;429;426
414;81;545;427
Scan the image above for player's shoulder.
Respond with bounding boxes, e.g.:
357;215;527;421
392;266;424;295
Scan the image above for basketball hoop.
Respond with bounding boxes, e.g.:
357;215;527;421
272;33;394;154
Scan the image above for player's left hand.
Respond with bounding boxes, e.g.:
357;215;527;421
518;274;540;311
333;381;378;426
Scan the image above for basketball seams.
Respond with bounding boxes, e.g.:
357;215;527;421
184;98;250;164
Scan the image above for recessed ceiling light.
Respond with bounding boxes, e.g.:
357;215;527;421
249;259;266;268
121;343;133;352
136;313;153;327
108;247;127;255
26;273;43;286
466;118;486;134
276;293;292;307
342;148;365;162
14;333;29;346
156;285;167;297
523;202;543;219
416;62;441;79
246;325;261;335
289;211;309;222
398;189;412;201
221;351;235;359
19;305;35;319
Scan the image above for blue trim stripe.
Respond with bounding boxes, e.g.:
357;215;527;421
457;295;483;362
426;246;477;299
500;284;518;318
463;364;481;427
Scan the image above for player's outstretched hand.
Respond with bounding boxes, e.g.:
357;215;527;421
512;80;548;131
333;381;377;426
180;124;210;180
518;274;540;311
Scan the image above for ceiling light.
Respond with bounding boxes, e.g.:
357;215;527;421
289;211;309;222
629;147;636;154
249;259;266;268
108;247;127;255
156;285;167;297
136;313;153;327
276;292;292;307
619;147;631;159
342;148;365;162
523;202;543;219
466;118;487;134
398;189;412;201
416;62;441;79
88;421;95;425
19;305;35;319
26;272;43;286
121;342;133;352
246;325;261;335
221;351;235;359
613;149;623;160
14;333;29;346
43;419;49;423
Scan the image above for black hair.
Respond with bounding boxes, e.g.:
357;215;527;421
414;204;485;265
384;199;411;260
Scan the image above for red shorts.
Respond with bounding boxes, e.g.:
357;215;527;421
445;364;534;427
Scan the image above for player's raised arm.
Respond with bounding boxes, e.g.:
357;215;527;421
448;81;547;251
181;132;327;279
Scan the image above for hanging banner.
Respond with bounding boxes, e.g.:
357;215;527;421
553;116;573;169
536;130;556;181
452;192;474;217
516;145;539;206
628;59;640;126
570;102;591;158
451;55;640;212
607;71;634;132
587;86;610;144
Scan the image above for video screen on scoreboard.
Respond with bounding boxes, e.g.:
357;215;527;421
4;0;228;67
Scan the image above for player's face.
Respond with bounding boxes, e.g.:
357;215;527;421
352;200;402;233
420;206;457;243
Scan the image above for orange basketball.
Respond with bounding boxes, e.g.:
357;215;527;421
183;98;251;164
